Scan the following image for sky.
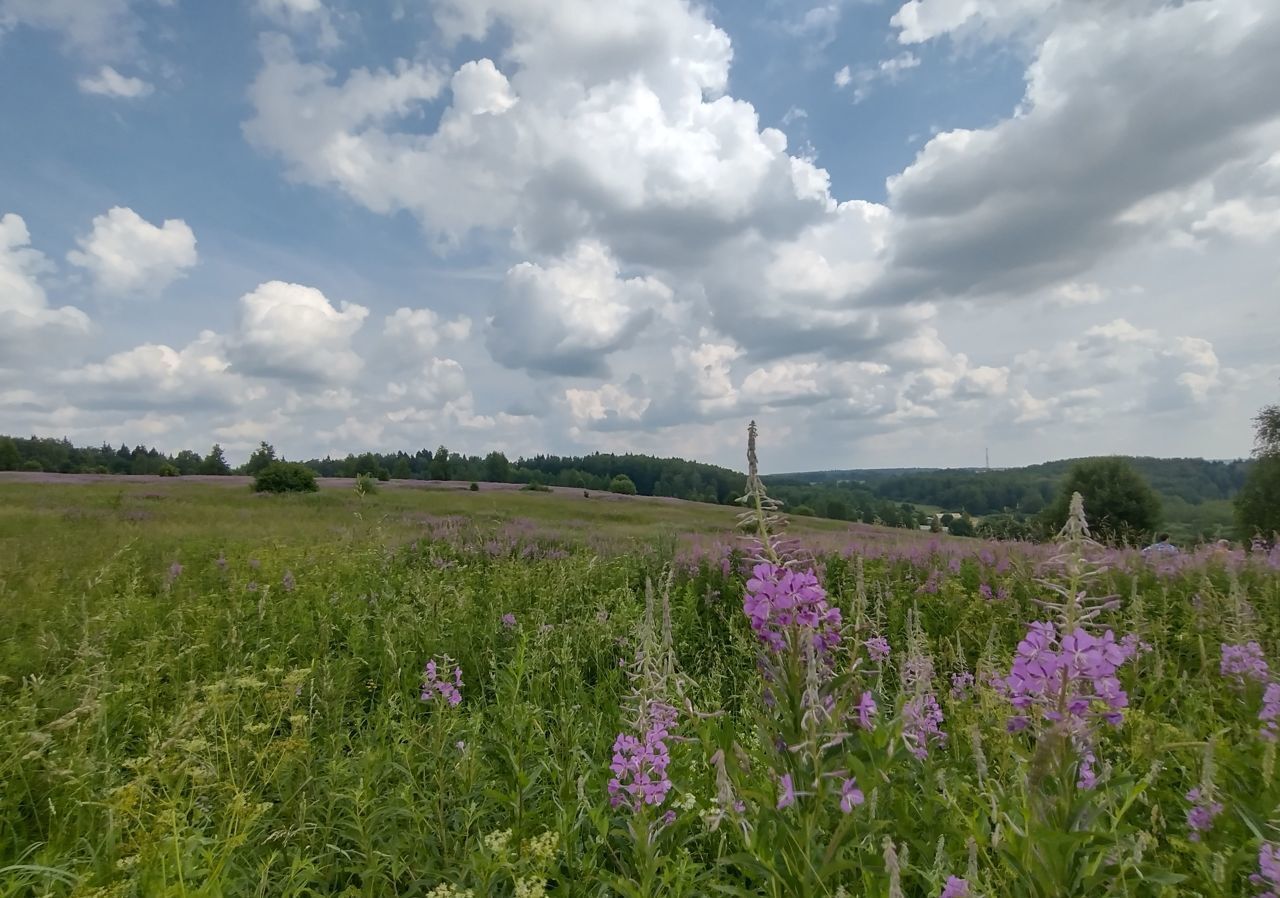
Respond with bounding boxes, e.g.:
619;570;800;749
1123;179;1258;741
0;0;1277;472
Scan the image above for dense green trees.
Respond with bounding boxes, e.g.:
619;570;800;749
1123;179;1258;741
1237;390;1280;541
252;461;318;493
199;444;232;475
608;474;638;495
1042;458;1162;543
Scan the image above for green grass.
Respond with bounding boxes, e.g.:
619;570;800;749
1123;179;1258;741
1;479;1278;897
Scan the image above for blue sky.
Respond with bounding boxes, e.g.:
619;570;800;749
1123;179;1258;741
1;0;1277;470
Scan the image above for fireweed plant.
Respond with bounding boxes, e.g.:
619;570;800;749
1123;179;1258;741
3;439;1280;896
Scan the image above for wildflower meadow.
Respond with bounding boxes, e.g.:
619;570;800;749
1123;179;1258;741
2;426;1279;897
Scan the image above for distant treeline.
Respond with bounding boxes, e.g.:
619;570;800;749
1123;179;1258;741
0;435;935;530
779;457;1254;514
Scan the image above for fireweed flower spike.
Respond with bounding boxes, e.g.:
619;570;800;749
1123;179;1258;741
940;876;970;898
838;776;864;813
1251;842;1280;897
421;659;463;706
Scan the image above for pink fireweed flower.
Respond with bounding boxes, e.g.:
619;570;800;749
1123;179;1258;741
864;636;891;663
940;877;970;898
903;693;946;760
1261;682;1280;741
421;659;463;706
950;671;975;700
743;563;841;657
501;612;517;628
776;773;797;809
1251;842;1280;897
1002;621;1135;731
855;691;878;730
838;776;864;813
1185;787;1224;842
608;701;676;812
1221;642;1271;686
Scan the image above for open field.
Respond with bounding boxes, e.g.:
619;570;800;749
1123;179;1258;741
2;477;1279;897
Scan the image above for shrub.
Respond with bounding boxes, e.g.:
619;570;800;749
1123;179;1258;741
159;464;180;477
1236;455;1280;542
21;459;42;472
522;479;551;492
608;474;638;495
469;482;479;492
792;504;816;516
355;472;380;496
1042;457;1161;544
253;461;319;494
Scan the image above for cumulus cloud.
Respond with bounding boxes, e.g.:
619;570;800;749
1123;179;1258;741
244;3;832;263
60;330;243;411
77;65;153;98
387;356;469;407
383;306;472;357
875;0;1280;304
0;213;91;364
228;280;369;383
488;241;672;376
67;207;197;296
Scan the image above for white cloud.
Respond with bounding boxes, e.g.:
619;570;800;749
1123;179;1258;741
254;0;339;49
487;241;672;375
228;280;369;383
77;65;153;98
876;0;1280;303
387;357;469;407
564;383;651;426
0;0;161;60
67;207;197;296
0;212;91;364
61;330;242;410
383;306;472;357
835;52;921;103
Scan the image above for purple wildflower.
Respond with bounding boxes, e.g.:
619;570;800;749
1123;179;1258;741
1251;842;1280;898
1077;750;1098;790
1002;622;1135;732
661;809;677;827
776;773;797;810
838;776;864;813
608;701;676;812
743;563;841;656
940;877;970;898
864;636;891;663
903;693;946;760
978;583;994;600
1221;643;1270;686
1185;787;1224;842
950;671;975;700
421;660;463;706
855;691;878;730
1261;682;1280;741
166;561;183;584
281;570;296;592
501;612;517;629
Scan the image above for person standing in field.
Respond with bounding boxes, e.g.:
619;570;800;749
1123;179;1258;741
1142;532;1179;556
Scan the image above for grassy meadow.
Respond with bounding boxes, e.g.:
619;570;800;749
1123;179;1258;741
1;475;1279;897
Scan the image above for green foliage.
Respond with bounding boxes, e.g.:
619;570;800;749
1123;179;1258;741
791;504;816;516
946;513;975;537
0;479;1276;895
1236;455;1280;541
1042;457;1162;543
0;436;19;471
430;445;452;481
521;478;551;492
252;461;319;493
158;464;180;477
608;473;637;495
469;481;480;492
484;451;511;483
21;459;42;472
199;443;231;475
355;472;380;496
243;441;277;476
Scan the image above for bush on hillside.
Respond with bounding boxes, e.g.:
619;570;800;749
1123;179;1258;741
609;474;638;495
159;464;180;477
355;472;379;496
253;461;318;494
1042;457;1161;544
